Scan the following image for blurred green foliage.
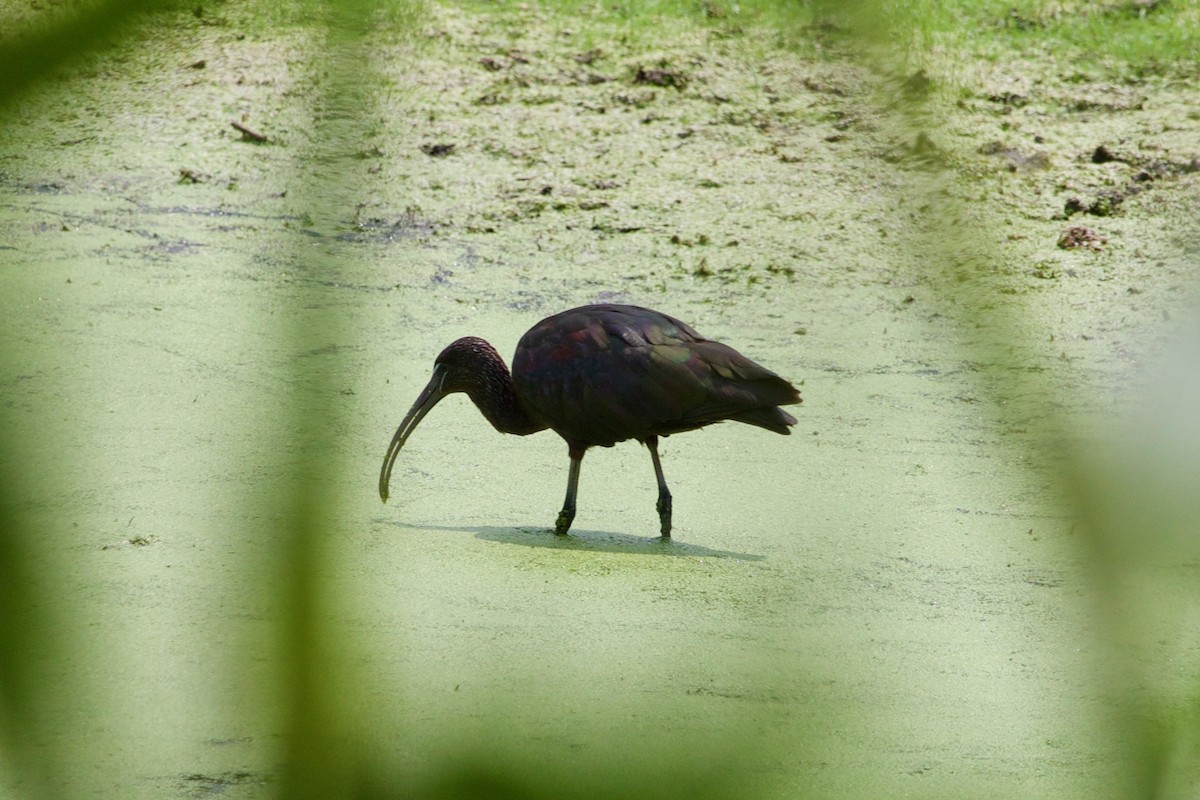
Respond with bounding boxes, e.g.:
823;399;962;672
0;0;176;112
453;0;1200;73
2;0;1198;798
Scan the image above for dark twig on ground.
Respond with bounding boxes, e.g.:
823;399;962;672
231;121;269;143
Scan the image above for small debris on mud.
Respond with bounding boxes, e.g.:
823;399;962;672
420;142;456;157
986;91;1027;107
615;90;656;108
230;120;268;144
1058;225;1106;252
633;66;687;90
1031;262;1059;279
178;168;208;184
1090;144;1126;164
979;141;1050;171
1137;157;1200;179
591;221;643;234
1065;190;1129;217
1063;152;1197;218
766;263;797;280
341;213;437;243
1070;93;1145;113
802;76;848;96
100;535;157;550
574;48;603;65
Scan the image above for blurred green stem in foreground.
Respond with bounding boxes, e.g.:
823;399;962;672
0;5;183;798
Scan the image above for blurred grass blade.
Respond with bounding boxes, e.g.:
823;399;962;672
0;1;178;795
815;0;1200;795
0;500;61;799
275;1;399;797
0;0;179;112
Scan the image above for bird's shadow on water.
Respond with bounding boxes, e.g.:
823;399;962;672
380;520;765;560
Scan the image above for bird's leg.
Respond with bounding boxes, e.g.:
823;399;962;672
646;436;672;539
555;446;585;536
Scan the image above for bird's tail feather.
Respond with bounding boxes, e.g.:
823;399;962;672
730;406;797;434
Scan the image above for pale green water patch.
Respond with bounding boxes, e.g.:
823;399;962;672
2;0;1199;797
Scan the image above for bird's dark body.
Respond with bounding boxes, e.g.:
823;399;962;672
379;303;801;539
512;305;798;448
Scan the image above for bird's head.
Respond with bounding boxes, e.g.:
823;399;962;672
432;336;502;394
378;337;503;503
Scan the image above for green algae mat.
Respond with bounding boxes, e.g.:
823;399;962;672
2;1;1199;798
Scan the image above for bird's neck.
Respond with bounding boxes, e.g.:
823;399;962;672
468;358;546;436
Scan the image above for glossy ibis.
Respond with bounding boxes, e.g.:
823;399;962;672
379;304;801;539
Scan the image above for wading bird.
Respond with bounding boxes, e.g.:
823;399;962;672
379;304;801;539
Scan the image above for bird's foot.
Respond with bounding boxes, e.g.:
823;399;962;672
554;508;575;536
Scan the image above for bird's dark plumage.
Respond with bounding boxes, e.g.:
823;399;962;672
512;305;799;446
380;304;801;539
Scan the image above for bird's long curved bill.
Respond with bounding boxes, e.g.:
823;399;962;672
379;366;446;503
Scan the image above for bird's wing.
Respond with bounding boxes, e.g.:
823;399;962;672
515;307;798;444
645;339;801;433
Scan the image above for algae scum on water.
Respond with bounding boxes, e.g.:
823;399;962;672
1;1;1199;798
